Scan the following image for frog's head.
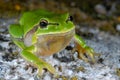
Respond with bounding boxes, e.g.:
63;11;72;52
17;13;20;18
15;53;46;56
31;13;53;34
20;9;74;36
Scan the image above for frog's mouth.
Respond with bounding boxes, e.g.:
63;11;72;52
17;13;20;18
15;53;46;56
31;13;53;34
38;27;75;37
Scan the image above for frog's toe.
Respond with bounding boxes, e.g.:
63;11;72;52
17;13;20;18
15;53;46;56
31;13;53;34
78;53;89;62
36;61;56;75
84;46;98;63
77;46;97;63
43;62;56;74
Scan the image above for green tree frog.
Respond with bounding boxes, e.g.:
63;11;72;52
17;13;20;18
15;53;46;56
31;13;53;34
9;9;96;75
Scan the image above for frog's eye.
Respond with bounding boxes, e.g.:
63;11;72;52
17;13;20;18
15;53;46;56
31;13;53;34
39;19;48;28
68;16;73;21
66;16;73;22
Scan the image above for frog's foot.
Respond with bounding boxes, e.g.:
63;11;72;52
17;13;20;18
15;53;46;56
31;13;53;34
76;46;99;63
35;60;56;75
21;50;56;76
74;34;100;63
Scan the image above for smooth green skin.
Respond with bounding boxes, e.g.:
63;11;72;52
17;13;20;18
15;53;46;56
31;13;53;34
9;9;95;75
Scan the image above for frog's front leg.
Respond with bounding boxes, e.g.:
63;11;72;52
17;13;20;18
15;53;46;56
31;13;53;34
74;34;97;63
21;47;56;75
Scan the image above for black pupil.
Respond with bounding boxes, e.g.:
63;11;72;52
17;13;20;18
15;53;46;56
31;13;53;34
69;16;73;21
66;16;73;22
39;20;48;28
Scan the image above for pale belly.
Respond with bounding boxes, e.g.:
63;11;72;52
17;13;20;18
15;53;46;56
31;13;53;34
35;29;75;56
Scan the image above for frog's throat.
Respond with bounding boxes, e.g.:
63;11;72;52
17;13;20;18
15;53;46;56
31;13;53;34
35;28;75;56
